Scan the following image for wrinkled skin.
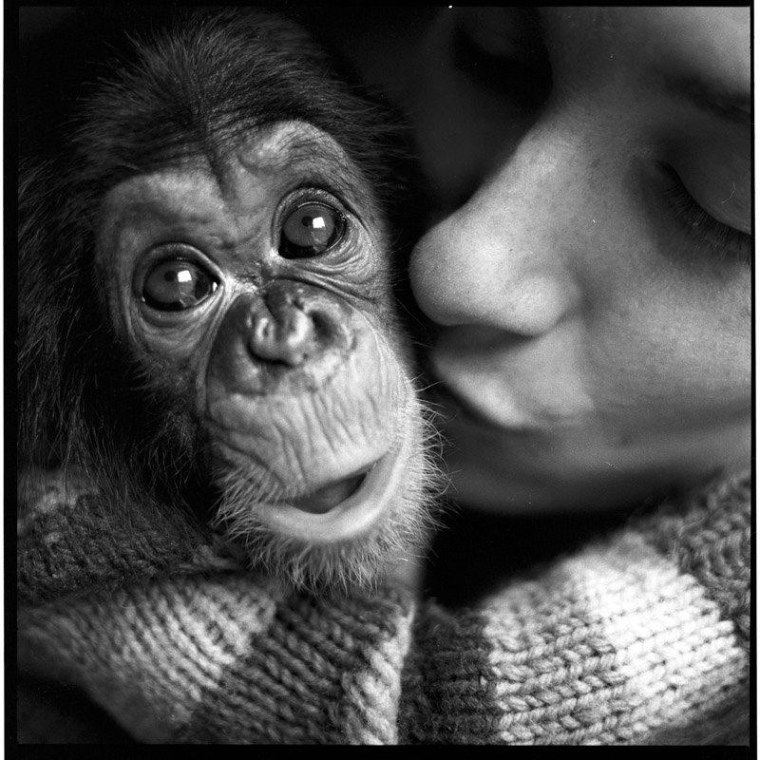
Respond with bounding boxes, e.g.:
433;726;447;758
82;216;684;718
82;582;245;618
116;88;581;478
98;124;410;498
100;126;392;489
94;120;436;590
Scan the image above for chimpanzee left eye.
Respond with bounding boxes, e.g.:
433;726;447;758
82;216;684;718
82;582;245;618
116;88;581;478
279;202;346;259
142;259;218;311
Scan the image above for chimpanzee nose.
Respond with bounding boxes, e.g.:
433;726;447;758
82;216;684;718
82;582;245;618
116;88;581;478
207;285;353;397
248;300;316;367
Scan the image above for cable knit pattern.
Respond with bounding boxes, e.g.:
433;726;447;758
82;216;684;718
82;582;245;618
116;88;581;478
17;470;750;744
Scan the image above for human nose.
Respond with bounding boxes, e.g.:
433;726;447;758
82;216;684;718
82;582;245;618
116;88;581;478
409;136;581;336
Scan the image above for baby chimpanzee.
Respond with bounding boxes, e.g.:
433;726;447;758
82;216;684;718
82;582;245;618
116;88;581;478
18;9;440;592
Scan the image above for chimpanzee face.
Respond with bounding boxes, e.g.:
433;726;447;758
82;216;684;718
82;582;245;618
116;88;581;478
95;119;435;590
18;11;440;593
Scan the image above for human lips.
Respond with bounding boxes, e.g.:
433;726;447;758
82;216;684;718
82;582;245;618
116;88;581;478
427;326;595;435
425;338;543;432
430;371;545;435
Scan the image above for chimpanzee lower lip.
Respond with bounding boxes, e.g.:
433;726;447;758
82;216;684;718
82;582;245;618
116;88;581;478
253;437;410;543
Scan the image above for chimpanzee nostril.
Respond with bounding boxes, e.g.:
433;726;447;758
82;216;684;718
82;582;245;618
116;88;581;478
248;302;317;367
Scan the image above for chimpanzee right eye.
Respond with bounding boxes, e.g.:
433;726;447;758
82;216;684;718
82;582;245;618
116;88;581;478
279;202;346;259
142;259;219;311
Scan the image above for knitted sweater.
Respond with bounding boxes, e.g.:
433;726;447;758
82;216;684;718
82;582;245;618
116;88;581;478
17;469;750;744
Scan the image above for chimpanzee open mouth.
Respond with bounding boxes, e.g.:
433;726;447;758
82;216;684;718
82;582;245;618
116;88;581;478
212;420;437;592
288;465;372;515
255;443;406;543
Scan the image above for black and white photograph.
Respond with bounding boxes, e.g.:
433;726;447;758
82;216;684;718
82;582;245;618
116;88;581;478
14;5;752;746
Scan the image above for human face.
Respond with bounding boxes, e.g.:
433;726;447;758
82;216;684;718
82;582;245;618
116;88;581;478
407;8;751;511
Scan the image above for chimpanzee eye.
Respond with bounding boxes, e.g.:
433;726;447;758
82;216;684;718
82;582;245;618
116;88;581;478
142;259;218;311
279;202;346;259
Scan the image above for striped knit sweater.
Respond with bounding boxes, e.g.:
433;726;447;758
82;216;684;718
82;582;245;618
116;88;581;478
17;469;750;744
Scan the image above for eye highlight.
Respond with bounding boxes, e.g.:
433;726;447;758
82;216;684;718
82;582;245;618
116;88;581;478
142;259;218;311
279;202;346;259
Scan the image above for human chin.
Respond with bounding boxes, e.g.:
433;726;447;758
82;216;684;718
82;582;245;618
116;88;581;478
439;396;752;514
426;379;598;511
440;428;638;515
437;404;621;512
426;356;660;513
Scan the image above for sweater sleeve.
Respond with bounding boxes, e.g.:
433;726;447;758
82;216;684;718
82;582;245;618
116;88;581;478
17;473;750;744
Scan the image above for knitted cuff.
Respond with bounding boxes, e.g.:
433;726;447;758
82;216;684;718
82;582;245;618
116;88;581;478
397;472;751;744
18;472;750;744
634;471;751;647
19;577;418;743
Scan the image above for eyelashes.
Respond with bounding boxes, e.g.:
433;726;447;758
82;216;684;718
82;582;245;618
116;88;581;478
659;163;752;265
449;20;750;268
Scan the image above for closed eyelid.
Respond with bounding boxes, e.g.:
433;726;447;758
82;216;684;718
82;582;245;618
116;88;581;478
659;163;751;264
625;156;751;269
688;180;750;237
667;149;751;234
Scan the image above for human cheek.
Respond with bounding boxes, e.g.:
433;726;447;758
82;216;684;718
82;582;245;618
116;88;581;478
576;168;752;439
585;259;751;436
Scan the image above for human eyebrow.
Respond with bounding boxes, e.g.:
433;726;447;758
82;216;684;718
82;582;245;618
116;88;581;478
661;74;751;128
